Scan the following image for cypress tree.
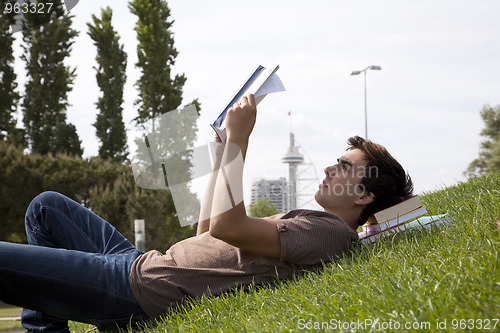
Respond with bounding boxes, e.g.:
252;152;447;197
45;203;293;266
88;7;128;161
21;0;83;156
0;4;20;143
128;0;186;129
128;0;201;237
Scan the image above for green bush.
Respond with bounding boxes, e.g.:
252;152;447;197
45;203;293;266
0;142;124;242
0;142;194;250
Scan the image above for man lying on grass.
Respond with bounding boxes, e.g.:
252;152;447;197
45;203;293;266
0;93;413;333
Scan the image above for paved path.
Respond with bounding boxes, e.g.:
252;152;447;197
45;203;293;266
0;316;23;333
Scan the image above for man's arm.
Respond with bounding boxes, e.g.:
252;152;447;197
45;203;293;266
208;94;281;258
196;138;224;235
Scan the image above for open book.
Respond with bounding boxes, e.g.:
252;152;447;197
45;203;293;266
211;65;285;142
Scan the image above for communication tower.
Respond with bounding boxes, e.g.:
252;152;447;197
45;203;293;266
280;133;304;210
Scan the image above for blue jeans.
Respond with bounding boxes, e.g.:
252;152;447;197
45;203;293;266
0;191;149;332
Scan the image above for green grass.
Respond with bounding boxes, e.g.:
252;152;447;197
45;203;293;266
0;321;22;331
0;306;21;317
87;171;500;332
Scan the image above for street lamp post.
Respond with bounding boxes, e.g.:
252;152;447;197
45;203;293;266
350;65;382;139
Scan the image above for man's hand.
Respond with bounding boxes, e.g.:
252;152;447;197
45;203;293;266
225;93;257;157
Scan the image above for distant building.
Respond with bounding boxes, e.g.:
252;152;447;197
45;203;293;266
250;177;288;213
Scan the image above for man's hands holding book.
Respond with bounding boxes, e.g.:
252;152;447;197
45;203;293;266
225;93;257;158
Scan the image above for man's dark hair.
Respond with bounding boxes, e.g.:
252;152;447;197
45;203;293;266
347;136;414;226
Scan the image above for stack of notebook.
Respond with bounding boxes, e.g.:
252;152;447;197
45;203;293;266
358;195;454;244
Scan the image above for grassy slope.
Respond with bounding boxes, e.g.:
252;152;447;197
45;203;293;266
84;171;500;332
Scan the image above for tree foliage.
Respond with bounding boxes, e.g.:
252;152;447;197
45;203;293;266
127;0;200;244
128;0;186;128
21;0;83;156
0;4;20;144
87;7;128;161
466;104;500;176
0;142;125;242
249;198;281;217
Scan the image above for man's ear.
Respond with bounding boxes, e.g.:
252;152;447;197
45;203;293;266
355;191;374;206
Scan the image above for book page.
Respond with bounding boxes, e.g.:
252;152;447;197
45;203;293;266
255;72;285;98
211;65;285;142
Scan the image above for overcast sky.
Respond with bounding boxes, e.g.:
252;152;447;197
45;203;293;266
11;0;500;209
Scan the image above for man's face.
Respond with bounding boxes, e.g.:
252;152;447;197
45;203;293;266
315;148;368;211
